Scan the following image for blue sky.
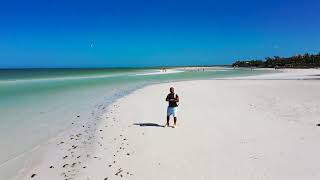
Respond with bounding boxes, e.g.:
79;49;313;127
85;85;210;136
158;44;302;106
1;0;320;68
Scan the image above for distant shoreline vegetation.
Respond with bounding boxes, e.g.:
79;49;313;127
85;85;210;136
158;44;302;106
232;53;320;68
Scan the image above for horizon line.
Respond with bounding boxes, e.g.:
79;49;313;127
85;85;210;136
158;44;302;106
0;64;232;70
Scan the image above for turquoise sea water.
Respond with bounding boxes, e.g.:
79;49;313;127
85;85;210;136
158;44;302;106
0;67;272;179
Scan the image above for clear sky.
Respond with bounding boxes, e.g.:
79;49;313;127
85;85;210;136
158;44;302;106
1;0;320;68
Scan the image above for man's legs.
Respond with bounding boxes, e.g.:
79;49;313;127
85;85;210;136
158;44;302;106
165;107;171;127
166;116;170;126
173;107;177;127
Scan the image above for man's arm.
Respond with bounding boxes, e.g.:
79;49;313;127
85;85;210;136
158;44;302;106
166;95;169;101
174;94;179;102
166;94;176;102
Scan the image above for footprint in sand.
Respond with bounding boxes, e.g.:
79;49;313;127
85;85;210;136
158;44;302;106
71;162;77;167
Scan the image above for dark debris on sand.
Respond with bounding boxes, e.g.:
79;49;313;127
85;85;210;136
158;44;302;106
45;102;137;179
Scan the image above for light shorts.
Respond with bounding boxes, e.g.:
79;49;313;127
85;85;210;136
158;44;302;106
167;107;178;117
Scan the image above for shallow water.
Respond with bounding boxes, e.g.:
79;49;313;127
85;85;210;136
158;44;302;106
0;67;272;179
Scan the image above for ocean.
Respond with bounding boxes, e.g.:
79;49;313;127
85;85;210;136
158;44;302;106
0;67;272;179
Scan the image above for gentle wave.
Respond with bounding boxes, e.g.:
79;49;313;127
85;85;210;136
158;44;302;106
134;70;184;76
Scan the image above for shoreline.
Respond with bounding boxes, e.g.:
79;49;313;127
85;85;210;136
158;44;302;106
16;68;320;179
3;66;245;180
8;84;147;180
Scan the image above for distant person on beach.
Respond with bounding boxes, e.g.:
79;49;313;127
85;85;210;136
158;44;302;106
165;87;179;128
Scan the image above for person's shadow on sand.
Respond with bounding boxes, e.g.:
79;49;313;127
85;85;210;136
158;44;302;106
133;123;164;128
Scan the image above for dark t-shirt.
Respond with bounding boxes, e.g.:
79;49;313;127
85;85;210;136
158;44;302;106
166;93;179;107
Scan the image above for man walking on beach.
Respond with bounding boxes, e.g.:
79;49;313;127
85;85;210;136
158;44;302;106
165;87;179;128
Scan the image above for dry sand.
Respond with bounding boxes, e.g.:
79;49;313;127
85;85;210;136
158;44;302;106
22;69;320;180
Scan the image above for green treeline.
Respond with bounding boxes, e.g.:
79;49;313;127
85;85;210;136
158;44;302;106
232;53;320;68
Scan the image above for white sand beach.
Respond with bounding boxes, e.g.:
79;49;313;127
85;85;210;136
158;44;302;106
21;69;320;180
222;68;320;80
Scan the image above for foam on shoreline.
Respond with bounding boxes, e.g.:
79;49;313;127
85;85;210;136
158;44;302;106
134;69;184;76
